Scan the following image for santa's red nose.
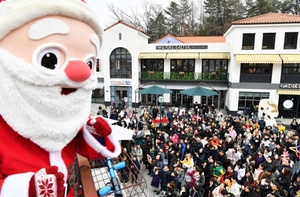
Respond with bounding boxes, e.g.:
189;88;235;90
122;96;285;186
64;60;91;82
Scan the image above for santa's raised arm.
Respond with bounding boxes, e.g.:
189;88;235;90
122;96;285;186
0;1;121;196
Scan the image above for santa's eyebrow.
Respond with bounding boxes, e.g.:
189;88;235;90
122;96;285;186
28;18;70;40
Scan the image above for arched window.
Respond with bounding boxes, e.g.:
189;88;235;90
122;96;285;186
110;47;132;78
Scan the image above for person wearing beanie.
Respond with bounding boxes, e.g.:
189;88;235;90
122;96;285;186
0;0;126;196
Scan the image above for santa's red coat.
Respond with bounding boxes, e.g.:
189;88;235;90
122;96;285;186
0;116;110;197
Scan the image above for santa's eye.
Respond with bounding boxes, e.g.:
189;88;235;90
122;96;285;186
85;57;96;70
37;48;62;70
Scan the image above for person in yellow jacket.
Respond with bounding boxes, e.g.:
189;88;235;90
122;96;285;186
180;153;194;169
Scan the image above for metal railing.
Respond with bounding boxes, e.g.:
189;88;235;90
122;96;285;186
140;71;228;81
74;152;148;197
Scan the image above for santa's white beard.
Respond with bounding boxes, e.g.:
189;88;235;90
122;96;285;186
0;49;97;152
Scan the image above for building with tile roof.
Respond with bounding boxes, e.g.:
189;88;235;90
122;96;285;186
93;13;300;118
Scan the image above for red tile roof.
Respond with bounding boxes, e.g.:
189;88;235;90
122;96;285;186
176;36;225;43
232;12;300;25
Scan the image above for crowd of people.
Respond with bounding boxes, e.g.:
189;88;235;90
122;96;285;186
102;102;300;197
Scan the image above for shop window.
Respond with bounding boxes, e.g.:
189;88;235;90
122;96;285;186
282;63;300;74
141;59;164;72
281;63;300;83
238;92;269;111
110;47;132;78
242;33;255;50
170;59;195;72
202;59;228;73
240;63;272;83
284;32;298;49
262;33;276;50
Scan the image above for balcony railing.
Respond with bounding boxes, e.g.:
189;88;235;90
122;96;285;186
140;71;228;81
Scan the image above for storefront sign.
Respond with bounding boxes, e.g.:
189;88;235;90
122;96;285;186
110;80;131;86
156;45;208;50
280;83;300;89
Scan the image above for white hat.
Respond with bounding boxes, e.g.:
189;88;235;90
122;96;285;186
0;0;102;42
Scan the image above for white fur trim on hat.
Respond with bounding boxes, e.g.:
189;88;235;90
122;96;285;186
0;0;102;44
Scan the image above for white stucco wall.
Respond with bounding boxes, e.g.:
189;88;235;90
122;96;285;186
100;23;149;102
96;19;300;113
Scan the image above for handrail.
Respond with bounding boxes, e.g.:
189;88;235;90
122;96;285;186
77;154;98;197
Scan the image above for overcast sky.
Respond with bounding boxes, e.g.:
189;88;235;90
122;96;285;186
85;0;180;28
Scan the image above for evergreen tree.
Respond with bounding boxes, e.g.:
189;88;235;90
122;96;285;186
204;0;243;35
164;1;181;36
147;12;168;43
244;0;257;17
280;0;300;14
178;0;193;36
251;0;278;16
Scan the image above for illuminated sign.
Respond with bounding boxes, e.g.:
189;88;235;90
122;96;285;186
156;45;208;50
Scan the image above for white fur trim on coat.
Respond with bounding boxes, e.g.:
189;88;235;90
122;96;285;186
1;172;34;197
82;124;122;158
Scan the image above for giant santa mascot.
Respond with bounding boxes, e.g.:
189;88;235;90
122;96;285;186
0;0;123;196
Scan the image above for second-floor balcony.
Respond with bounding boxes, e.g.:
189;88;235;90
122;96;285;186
140;71;228;81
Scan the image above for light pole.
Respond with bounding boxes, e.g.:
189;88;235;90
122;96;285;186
159;96;164;130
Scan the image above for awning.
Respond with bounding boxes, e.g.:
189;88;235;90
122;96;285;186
280;54;300;63
277;90;300;95
138;53;166;59
166;52;199;59
200;52;230;59
235;54;282;64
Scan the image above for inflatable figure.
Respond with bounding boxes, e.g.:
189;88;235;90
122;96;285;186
258;99;279;127
0;0;123;196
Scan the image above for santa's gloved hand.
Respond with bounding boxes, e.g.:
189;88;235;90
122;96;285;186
29;166;65;197
86;116;112;137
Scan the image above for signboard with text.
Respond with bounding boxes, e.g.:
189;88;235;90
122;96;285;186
110;80;131;86
280;83;300;89
156;45;208;50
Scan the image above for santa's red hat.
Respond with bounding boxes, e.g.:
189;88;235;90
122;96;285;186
0;0;102;41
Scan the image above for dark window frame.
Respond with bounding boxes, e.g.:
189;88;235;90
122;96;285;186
202;59;228;73
262;33;276;50
141;59;164;72
170;59;195;72
240;63;272;83
281;63;300;83
284;32;298;49
242;33;255;50
110;47;132;78
282;63;300;74
238;92;269;110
